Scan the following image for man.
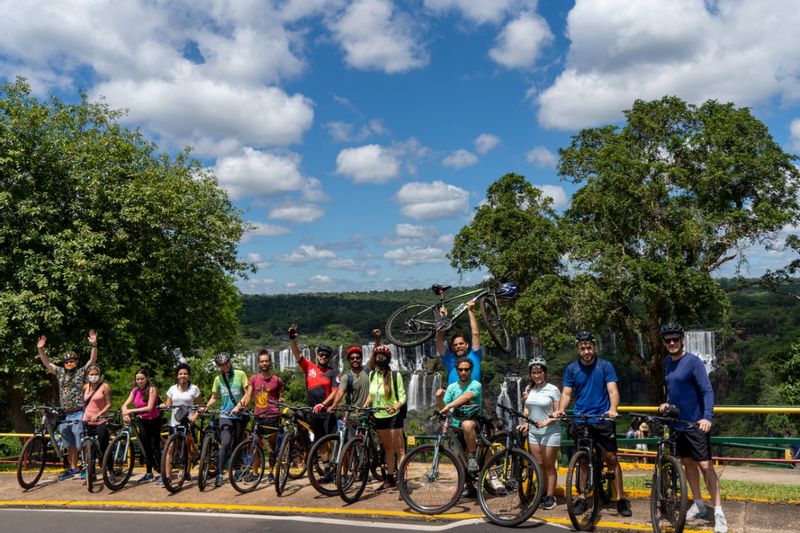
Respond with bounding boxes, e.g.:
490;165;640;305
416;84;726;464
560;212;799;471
36;330;98;479
248;349;284;481
204;351;251;487
331;345;370;410
658;323;727;533
436;356;482;497
555;331;632;517
435;300;481;384
288;324;339;440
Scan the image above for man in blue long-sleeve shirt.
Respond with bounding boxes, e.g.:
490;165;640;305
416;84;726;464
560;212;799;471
658;324;727;533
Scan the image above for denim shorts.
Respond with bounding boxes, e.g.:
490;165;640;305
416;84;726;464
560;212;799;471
59;410;85;448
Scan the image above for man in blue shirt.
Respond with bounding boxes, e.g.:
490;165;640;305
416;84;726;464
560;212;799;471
435;300;481;384
555;331;632;517
658;323;727;533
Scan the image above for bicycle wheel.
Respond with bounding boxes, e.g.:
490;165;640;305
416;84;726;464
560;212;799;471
480;297;512;353
17;436;47;490
161;434;189;493
82;439;102;493
230;439;265;494
477;448;543;527
398;444;465;515
308;433;340;497
385;303;437;347
336;437;369;504
275;430;293;495
651;455;688;533
102;433;135;491
287;432;309;479
566;450;601;531
197;432;217;492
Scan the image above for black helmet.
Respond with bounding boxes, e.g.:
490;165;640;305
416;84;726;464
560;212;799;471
575;330;594;343
214;352;231;365
660;323;685;338
316;344;333;355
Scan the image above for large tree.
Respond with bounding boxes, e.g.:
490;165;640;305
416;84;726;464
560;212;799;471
0;79;251;430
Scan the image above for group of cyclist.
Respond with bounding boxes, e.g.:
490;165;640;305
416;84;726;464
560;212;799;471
31;310;727;533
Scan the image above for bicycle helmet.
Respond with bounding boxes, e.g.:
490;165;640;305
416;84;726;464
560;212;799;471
373;344;392;357
495;281;520;300
575;330;595;343
316;344;333;355
214;352;231;365
660;323;685;338
528;357;547;369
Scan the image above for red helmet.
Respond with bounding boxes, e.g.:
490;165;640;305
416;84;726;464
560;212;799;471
346;346;363;357
373;345;392;357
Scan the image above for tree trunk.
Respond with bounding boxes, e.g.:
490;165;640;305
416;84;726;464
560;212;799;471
6;381;34;434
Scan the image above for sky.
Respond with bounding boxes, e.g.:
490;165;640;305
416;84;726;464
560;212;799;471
2;0;800;294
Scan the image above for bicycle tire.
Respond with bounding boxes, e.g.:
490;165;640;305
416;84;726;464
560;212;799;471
102;433;135;491
398;444;465;515
308;433;340;497
275;429;293;495
479;297;512;353
229;439;265;494
477;447;543;527
385;303;437;347
336;437;369;504
161;433;189;493
82;439;101;493
287;432;309;479
566;449;601;531
197;432;216;491
651;454;688;533
17;436;47;490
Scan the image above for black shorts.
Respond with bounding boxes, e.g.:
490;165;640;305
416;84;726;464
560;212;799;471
675;428;712;461
309;412;337;439
587;420;618;453
374;414;404;430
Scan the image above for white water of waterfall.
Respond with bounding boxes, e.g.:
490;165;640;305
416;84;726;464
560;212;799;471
496;381;514;432
684;330;716;375
430;373;442;406
408;373;421;411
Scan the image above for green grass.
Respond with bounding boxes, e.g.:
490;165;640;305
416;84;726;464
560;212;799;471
622;474;800;503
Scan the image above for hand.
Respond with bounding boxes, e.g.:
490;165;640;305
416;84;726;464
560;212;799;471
698;419;712;433
372;328;381;339
231;405;241;415
386;407;396;415
37;336;47;350
439;406;451;416
605;409;619;419
658;403;670;413
552;411;565;419
288;325;299;339
516;422;528;432
313;403;326;413
123;414;131;424
87;330;97;346
435;388;445;399
466;300;476;312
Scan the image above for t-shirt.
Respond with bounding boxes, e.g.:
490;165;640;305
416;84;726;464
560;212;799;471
55;366;87;412
562;357;618;422
368;370;406;419
664;352;714;430
338;370;370;407
83;383;110;426
299;357;339;406
443;379;482;427
212;369;248;419
166;384;201;426
442;346;482;385
525;383;560;437
132;386;160;420
249;373;284;417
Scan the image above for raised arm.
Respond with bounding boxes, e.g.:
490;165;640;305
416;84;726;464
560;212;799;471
288;325;303;362
467;301;480;351
86;329;98;367
36;335;57;374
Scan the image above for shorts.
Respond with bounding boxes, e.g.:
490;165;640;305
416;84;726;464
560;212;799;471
575;420;618;453
374;414;404;430
529;431;561;448
310;412;337;440
59;410;85;448
675;428;712;462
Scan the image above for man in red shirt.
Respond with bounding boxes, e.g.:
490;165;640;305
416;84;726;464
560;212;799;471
288;325;339;439
248;349;284;478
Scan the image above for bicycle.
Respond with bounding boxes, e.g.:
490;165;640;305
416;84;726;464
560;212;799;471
196;409;222;491
385;279;518;353
477;404;543;526
80;411;118;493
307;405;360;497
102;412;154;491
229;410;281;493
556;413;617;531
334;406;388;504
629;408;690;533
17;405;82;489
397;408;507;514
160;405;202;493
273;402;313;496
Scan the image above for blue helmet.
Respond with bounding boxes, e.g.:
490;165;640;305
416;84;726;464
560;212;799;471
495;281;520;300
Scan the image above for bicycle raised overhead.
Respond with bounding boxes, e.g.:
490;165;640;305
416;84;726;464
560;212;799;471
385;279;519;353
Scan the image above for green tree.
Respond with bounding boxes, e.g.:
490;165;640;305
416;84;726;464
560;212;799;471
0;78;251;430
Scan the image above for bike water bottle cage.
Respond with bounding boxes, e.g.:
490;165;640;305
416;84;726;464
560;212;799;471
431;284;451;295
495;281;519;300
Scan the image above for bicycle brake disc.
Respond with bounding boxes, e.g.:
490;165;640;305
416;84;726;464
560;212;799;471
435;317;453;331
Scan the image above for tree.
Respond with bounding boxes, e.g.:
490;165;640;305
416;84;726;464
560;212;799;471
0;78;251;430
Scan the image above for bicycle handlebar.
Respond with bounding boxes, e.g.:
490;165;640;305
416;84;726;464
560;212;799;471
496;403;536;425
628;412;699;429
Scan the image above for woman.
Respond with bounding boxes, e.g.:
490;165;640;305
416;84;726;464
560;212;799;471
82;364;112;458
519;357;560;511
635;422;650;464
161;363;202;481
364;344;406;490
121;368;163;484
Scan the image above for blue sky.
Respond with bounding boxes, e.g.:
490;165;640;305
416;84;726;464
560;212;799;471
2;0;799;294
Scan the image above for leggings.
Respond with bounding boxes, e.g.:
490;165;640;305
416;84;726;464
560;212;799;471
138;417;163;474
219;417;247;471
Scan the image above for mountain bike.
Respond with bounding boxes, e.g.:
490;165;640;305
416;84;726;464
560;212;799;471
17;405;79;489
629;408;690;533
385;279;518;353
102;413;150;491
307;405;359;497
229;410;281;493
80;411;117;493
160;405;202;493
335;406;388;504
477;404;543;526
273;402;313;496
557;413;617;531
398;408;507;514
196;409;222;491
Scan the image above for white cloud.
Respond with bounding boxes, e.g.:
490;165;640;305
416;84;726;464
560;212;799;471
327;258;362;270
309;274;335;285
474;133;500;155
396;181;470;221
329;0;428;74
325;118;388;142
442;149;479;169
241;221;292;243
380;223;439;245
214;148;306;200
276;245;336;262
791;119;800;150
325;121;354;142
437;233;455;247
336;144;400;183
537;0;800;130
489;12;553;69
424;0;516;25
537;184;569;209
301;177;330;202
268;204;324;223
245;253;272;270
526;146;558;168
384;246;447;266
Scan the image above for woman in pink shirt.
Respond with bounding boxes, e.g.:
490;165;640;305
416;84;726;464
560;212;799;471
121;368;163;484
82;364;112;456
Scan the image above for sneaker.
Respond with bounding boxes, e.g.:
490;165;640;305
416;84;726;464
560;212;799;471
617;498;632;517
572;498;587;515
376;476;396;491
79;470;87;480
58;468;81;481
714;512;728;533
467;456;479;475
541;495;557;510
136;472;154;484
489;477;507;495
461;485;477;499
686;503;708;521
154;475;162;485
214;474;223;488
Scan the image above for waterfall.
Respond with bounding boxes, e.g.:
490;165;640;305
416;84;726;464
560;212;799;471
277;348;297;371
684;330;716;375
408;373;420;411
496;381;514;432
430;373;442;406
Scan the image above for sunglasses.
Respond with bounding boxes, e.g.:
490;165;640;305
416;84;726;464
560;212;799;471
456;367;471;372
663;337;682;344
348;356;362;361
317;353;331;358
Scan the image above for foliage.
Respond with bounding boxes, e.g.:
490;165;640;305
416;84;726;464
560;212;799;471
775;342;800;405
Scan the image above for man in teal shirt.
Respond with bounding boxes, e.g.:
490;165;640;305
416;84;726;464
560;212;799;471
436;356;482;478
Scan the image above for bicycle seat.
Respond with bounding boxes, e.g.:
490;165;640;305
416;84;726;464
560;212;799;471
431;284;451;295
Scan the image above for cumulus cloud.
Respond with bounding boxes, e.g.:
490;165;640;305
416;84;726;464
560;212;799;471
214;148;306;200
245;252;272;270
380;223;439;245
327;258;363;270
275;245;336;262
329;0;428;74
384;246;447;266
424;0;515;25
268;204;324;223
537;0;800;130
309;274;335;286
537;184;569;209
442;149;478;169
489;12;553;69
325;118;388;142
526;146;558;168
790;119;800;150
474;133;500;155
336;144;401;183
396;181;470;221
301;177;330;202
241;222;292;242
